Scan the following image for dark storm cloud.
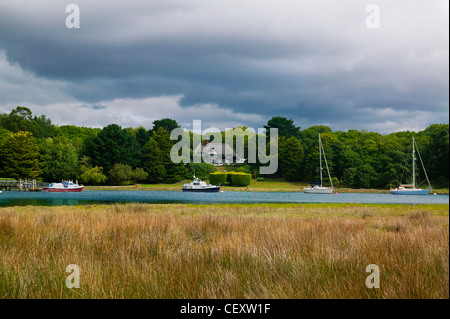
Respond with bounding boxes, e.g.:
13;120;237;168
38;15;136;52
0;0;448;132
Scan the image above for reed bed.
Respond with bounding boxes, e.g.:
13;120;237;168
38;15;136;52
0;203;448;299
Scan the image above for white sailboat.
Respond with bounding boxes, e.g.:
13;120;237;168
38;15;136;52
303;134;334;194
390;136;431;195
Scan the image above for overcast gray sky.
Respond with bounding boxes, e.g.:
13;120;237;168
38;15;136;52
0;0;448;133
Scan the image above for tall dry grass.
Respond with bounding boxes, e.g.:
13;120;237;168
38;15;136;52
0;203;448;298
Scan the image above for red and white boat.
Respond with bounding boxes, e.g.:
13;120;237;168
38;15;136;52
42;180;84;192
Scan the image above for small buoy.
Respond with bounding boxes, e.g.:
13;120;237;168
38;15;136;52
434;193;437;196
334;191;338;194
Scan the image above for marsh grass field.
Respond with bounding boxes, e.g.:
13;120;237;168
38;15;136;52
0;203;448;299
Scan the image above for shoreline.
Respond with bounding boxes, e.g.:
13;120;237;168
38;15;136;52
83;184;450;195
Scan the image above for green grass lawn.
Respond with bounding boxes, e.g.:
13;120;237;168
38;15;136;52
85;177;309;192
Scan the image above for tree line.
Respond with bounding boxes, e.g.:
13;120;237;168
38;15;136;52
0;107;448;189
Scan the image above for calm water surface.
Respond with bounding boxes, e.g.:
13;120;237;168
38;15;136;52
0;190;448;206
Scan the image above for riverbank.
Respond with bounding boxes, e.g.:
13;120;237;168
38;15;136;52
84;179;450;194
0;203;448;298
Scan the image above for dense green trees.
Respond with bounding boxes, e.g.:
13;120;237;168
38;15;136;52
186;163;217;180
0;131;41;179
142;136;165;183
297;126;450;189
39;137;80;182
0;106;34;133
84;124;142;173
142;127;187;183
420;124;449;187
80;166;107;185
108;163;148;185
278;136;304;181
0;106;55;138
0;107;448;188
134;126;151;148
152;118;180;133
264;116;301;139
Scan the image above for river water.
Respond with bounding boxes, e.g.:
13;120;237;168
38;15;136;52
0;190;448;206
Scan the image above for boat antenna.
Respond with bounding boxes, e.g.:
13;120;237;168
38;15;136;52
414;139;432;190
398;143;412;185
319;134;323;187
412;136;416;189
320;134;333;188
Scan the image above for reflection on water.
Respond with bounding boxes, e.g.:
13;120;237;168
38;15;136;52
0;190;448;207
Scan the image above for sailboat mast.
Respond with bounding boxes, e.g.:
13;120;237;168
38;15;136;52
319;134;323;187
412;136;415;189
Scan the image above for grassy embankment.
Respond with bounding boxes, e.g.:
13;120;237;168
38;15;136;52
0;203;448;298
85;177;450;194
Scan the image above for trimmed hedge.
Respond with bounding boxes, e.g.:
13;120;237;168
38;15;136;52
208;172;227;185
230;172;251;186
226;172;233;184
209;172;252;186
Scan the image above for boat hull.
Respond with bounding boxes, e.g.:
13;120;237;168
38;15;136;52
42;187;84;192
390;189;430;195
303;187;334;194
182;187;221;192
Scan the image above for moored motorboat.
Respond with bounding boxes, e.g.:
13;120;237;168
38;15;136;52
42;180;84;192
182;176;221;192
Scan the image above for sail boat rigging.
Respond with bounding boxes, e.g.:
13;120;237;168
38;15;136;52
303;134;334;194
390;136;432;195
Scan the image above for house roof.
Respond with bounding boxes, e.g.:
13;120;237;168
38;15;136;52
193;142;238;157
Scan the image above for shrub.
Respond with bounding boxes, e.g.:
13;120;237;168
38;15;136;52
189;163;217;180
80;166;107;185
237;166;252;174
132;167;149;182
331;177;340;188
208;172;227;185
108;163;148;185
231;172;251;186
226;171;235;184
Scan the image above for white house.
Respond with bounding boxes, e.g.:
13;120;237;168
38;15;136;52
193;142;246;165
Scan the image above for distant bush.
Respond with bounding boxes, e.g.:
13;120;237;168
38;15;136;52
208;172;227;185
80;166;107;185
133;167;149;182
331;177;340;188
237;166;252;174
222;165;252;174
431;176;449;189
108;163;148;185
231;172;251;186
188;163;217;180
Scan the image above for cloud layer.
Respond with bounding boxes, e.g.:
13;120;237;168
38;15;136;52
0;0;448;133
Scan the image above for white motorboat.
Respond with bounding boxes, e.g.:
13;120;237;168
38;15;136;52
182;176;221;192
42;180;84;192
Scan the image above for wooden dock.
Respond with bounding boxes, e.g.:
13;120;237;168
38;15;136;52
0;179;48;191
